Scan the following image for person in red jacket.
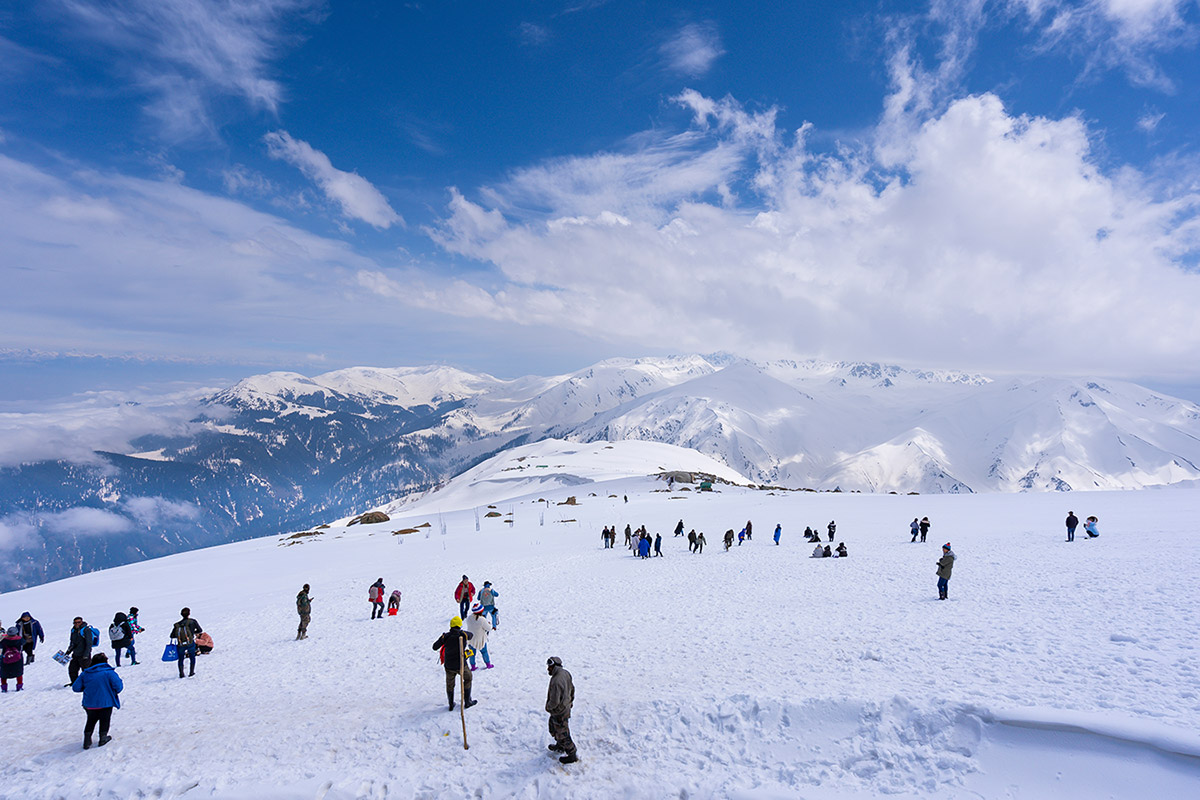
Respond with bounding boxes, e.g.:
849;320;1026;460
454;576;475;619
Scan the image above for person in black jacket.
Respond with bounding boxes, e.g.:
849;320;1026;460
432;616;476;711
17;612;44;665
171;608;202;679
65;617;93;684
1065;511;1079;542
108;612;137;666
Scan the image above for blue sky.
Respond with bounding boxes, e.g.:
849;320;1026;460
3;0;1200;406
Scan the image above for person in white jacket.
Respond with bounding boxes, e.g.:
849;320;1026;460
466;604;494;671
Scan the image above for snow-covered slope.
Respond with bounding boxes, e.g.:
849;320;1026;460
376;438;748;515
3;478;1199;798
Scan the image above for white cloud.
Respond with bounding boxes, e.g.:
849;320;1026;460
404;89;1200;380
122;496;200;527
518;21;550;46
659;22;725;77
55;0;321;138
222;164;278;196
1137;110;1166;131
42;507;134;536
264;130;403;229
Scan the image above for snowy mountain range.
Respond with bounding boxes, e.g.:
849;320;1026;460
3;354;1199;589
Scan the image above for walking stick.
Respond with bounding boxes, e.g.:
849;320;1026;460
460;637;469;750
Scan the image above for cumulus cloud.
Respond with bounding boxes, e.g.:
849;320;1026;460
55;0;322;139
659;22;725;77
264;130;403;229
122;496;200;527
0;497;193;551
402;87;1200;380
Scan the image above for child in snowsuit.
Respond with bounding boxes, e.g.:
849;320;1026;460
388;590;402;615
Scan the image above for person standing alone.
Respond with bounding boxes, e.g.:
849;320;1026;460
545;656;577;763
936;543;956;600
1065;511;1078;542
296;584;312;639
171;608;202;678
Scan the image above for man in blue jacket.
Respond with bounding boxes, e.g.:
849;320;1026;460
72;653;123;749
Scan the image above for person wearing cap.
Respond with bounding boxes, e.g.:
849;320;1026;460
1;626;25;692
545;656;577;763
72;652;122;749
454;576;475;619
477;581;499;629
465;604;494;671
16;612;44;665
1084;516;1100;538
1065;511;1079;542
432;616;476;711
936;543;956;600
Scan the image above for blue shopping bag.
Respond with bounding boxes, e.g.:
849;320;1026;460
161;643;178;662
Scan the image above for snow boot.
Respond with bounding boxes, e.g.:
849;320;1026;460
559;753;578;764
1;685;6;693
464;698;478;709
98;735;112;747
485;663;494;669
548;743;564;752
83;737;91;750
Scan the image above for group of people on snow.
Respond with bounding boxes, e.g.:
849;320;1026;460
910;517;932;542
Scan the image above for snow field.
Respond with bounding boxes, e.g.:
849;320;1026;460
1;480;1199;798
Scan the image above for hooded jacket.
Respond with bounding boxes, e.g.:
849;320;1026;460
18;614;44;647
432;626;473;672
546;664;575;718
937;550;956;579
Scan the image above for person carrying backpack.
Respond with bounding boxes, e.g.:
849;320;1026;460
296;584;312;639
477;581;499;629
368;578;386;619
2;626;25;692
454;576;475;619
108;612;137;666
72;653;122;749
17;612;43;665
65;617;94;684
432;616;476;711
171;608;202;678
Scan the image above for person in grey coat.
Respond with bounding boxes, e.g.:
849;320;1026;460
936;543;956;600
545;656;577;763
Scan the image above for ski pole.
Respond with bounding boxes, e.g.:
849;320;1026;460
460;637;469;750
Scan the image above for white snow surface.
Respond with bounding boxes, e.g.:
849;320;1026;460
2;469;1199;798
374;438;749;516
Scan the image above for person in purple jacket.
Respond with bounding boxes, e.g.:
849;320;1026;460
72;652;123;749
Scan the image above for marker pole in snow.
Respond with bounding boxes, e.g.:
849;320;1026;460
459;642;469;750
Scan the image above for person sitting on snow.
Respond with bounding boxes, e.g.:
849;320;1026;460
835;542;848;558
812;543;825;558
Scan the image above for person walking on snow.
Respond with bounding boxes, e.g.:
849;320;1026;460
1065;511;1079;542
1084;516;1100;538
545;656;577;764
773;524;782;545
368;578;386;619
724;529;735;551
477;581;499;628
910;518;920;542
171;608;202;678
17;612;43;665
624;524;632;549
936;543;956;600
72;652;122;749
1;626;25;692
674;519;684;537
466;605;494;670
432;616;476;711
695;532;706;553
296;584;312;639
654;533;663;557
919;517;930;543
65;616;93;684
638;534;651;559
828;520;836;542
687;529;697;552
455;576;475;618
738;528;746;546
108;612;137;666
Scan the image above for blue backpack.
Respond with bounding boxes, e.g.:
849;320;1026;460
90;626;100;647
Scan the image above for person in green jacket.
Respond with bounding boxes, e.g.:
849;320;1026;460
936;543;956;600
296;584;312;640
545;656;577;763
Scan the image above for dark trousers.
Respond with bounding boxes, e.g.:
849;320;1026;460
445;666;471;704
371;601;384;619
549;713;576;756
23;642;35;664
84;707;112;742
68;656;89;683
459;597;470;618
937;577;949;598
1067;526;1076;541
115;642;136;666
921;531;927;542
298;613;310;636
177;643;196;676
